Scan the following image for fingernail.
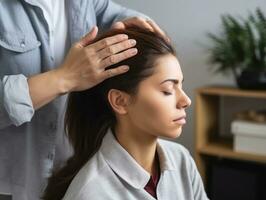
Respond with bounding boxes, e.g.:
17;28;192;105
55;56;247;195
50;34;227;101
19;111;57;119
122;34;128;39
130;39;136;45
122;66;130;71
131;48;138;55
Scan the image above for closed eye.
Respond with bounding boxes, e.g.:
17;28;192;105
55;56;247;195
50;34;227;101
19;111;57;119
162;91;172;96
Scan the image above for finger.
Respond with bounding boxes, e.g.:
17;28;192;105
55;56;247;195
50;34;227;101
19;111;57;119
79;26;98;47
119;17;154;32
97;39;137;60
146;20;170;42
90;34;129;51
100;48;138;69
101;65;130;80
111;21;126;30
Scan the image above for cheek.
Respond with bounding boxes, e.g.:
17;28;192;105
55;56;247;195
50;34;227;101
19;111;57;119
131;93;173;126
128;92;183;138
142;99;162;119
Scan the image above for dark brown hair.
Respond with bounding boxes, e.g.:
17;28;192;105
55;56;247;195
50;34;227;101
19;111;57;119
42;26;175;200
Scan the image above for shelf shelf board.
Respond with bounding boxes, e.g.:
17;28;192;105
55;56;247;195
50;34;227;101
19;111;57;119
197;86;266;99
198;140;266;164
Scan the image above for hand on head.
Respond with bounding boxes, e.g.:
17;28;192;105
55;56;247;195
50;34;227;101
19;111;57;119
55;26;138;93
56;17;168;94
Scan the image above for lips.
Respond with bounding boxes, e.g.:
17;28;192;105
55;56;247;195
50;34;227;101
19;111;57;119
173;115;186;125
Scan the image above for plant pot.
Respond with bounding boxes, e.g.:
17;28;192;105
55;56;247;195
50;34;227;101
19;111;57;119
237;70;266;90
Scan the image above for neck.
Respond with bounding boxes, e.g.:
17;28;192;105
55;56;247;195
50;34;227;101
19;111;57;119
114;123;158;175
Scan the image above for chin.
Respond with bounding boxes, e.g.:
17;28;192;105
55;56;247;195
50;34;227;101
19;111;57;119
170;130;182;138
160;128;183;139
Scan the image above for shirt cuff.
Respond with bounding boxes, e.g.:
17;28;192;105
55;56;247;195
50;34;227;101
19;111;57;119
2;74;34;126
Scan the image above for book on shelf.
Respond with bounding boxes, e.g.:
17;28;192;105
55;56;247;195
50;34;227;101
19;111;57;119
231;120;266;156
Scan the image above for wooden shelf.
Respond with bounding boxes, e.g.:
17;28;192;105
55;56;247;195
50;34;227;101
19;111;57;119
197;86;266;99
194;86;266;185
198;140;266;164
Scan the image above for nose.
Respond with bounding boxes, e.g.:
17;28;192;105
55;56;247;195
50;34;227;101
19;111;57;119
177;89;191;109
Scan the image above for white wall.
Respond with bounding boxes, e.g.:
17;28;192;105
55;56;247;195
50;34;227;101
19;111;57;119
113;0;266;154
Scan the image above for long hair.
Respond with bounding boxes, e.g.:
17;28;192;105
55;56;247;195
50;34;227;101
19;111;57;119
42;26;176;200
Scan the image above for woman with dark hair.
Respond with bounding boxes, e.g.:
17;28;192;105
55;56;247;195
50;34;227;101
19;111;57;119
43;27;209;200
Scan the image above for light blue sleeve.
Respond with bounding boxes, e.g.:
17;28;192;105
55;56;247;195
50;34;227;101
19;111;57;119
0;74;34;129
93;0;151;31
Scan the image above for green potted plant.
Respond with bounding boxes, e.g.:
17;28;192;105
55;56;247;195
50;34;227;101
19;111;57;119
207;8;266;90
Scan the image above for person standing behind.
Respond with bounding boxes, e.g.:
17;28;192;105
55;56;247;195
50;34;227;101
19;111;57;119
0;0;168;199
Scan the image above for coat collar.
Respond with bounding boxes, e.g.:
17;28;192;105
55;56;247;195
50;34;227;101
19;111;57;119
100;129;175;189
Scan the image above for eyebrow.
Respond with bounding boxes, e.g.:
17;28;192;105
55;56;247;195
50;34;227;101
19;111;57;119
160;78;184;85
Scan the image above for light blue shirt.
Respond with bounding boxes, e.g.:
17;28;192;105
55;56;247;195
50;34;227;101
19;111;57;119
63;129;209;200
0;0;147;199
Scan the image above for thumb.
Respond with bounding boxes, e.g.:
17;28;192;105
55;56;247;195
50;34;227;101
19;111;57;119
79;26;98;47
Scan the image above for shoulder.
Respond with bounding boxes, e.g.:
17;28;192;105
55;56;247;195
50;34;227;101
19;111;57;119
157;139;195;170
63;152;110;200
158;139;191;158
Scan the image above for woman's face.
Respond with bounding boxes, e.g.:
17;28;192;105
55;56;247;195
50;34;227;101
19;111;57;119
127;54;191;139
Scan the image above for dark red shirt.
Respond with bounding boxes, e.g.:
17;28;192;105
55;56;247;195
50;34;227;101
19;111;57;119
144;153;160;199
144;171;160;199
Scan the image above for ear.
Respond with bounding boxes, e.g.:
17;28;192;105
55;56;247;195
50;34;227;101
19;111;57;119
107;89;131;115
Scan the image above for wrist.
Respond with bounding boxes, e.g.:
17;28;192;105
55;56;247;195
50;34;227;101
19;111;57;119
52;68;75;95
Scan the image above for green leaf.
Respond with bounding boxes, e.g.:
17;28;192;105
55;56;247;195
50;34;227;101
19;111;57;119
206;8;266;77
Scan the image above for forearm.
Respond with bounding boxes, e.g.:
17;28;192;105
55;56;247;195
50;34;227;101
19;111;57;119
27;69;66;110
